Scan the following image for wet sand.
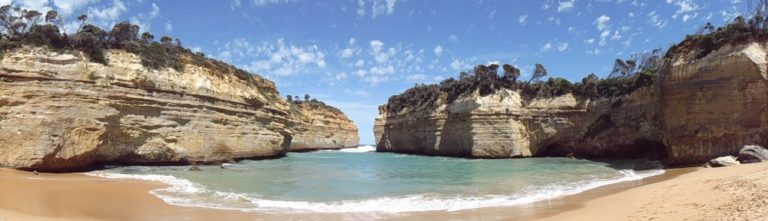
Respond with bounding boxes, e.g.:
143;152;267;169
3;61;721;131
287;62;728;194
1;163;767;221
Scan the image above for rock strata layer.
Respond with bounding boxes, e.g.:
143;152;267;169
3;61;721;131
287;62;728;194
375;42;768;165
288;103;359;151
0;47;357;171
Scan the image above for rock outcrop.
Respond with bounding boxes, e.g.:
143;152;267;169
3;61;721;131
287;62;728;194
0;47;355;171
375;87;662;159
738;145;768;163
375;42;768;165
658;43;768;164
288;102;359;151
707;156;741;167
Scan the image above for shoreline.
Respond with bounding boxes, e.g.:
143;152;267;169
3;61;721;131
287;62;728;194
1;162;767;220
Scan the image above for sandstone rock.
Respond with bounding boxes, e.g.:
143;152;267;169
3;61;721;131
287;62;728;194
738;145;768;163
708;156;741;167
0;47;350;171
375;42;768;165
375;87;661;159
289;102;359;151
659;43;768;164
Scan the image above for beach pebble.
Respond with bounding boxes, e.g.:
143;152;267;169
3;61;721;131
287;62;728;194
708;156;741;167
738;145;768;164
32;170;38;175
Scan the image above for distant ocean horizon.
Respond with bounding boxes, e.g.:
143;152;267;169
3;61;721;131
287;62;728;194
87;145;663;214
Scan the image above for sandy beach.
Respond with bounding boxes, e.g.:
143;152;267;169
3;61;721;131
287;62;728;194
1;163;767;221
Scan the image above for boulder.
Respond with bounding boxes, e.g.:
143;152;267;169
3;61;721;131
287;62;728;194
708;156;741;167
738;145;768;164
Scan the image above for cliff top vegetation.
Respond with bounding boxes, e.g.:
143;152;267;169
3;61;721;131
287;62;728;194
384;49;662;115
667;0;768;60
0;4;267;88
285;94;344;116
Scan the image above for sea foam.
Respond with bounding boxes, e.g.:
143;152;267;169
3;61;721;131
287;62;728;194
87;166;664;214
338;145;376;153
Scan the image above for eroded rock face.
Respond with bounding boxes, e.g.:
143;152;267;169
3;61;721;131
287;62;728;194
288;103;359;151
376;42;768;165
0;47;295;171
659;43;768;164
375;87;662;159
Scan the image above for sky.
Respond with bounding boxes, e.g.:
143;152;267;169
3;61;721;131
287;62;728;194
5;0;749;144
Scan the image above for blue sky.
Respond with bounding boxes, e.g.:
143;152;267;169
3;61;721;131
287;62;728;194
7;0;748;144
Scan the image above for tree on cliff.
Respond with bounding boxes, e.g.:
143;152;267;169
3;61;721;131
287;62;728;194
141;32;154;44
529;63;548;83
502;64;520;83
110;22;139;45
77;14;88;30
286;95;293;102
304;94;310;102
0;6;43;39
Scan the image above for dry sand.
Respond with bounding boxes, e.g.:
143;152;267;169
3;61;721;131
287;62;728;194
1;163;767;221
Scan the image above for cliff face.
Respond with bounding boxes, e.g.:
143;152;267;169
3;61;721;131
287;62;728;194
659;43;768;164
288;103;359;151
375;88;662;159
0;47;297;171
375;42;768;165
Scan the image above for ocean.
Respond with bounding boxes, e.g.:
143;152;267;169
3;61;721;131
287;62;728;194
87;145;663;214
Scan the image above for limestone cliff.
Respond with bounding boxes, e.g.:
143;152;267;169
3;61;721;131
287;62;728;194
288;102;359;151
0;46;353;171
375;87;662;159
375;42;768;165
658;42;768;164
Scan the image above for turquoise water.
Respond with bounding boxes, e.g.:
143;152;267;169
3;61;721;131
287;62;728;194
89;146;663;213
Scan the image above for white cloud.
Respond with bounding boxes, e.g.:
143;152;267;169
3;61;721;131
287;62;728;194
231;0;242;10
450;59;467;71
448;34;459;43
557;0;576;12
648;10;668;29
666;0;699;22
356;0;398;18
519;15;528;26
88;0;126;21
599;30;610;46
15;0;51;12
720;6;741;22
369;40;395;63
128;2;160;33
52;0;98;15
433;45;443;57
216;38;326;77
164;21;173;33
595;15;610;31
253;0;295;7
339;38;360;59
541;42;553;52
558;42;569;52
362;75;390;85
149;3;160;18
370;65;394;75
